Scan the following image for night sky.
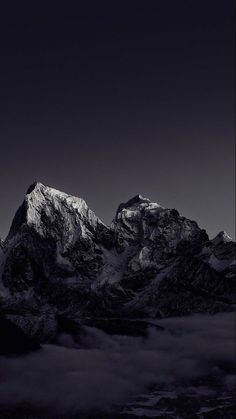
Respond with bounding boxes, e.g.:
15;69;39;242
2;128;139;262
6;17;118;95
0;1;235;239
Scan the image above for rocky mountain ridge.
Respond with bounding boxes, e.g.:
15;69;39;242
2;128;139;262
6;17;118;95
0;182;235;342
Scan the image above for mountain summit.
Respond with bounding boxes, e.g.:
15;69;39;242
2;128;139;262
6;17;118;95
0;183;235;341
7;182;106;241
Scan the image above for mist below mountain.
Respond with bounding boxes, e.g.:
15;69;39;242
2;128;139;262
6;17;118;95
0;312;235;418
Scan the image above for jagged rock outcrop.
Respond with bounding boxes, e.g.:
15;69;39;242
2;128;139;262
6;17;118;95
0;182;235;341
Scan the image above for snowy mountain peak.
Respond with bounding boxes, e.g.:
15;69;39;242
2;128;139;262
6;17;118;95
25;182;87;210
133;193;149;202
116;194;162;214
24;183;101;222
26;181;45;195
6;183;107;243
121;194;150;208
212;231;233;245
115;195;163;227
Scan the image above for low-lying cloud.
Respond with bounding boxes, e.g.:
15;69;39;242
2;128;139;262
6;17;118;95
0;312;235;415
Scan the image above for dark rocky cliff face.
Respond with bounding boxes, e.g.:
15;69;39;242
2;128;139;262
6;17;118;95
0;183;235;341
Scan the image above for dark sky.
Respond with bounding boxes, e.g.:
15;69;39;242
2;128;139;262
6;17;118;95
0;1;235;239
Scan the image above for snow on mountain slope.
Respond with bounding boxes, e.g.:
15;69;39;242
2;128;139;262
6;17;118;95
3;182;113;292
0;183;235;341
6;181;110;245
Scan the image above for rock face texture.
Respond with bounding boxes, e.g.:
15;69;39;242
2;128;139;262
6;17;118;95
0;183;235;341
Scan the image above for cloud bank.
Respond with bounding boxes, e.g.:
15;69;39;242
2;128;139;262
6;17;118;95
0;312;234;415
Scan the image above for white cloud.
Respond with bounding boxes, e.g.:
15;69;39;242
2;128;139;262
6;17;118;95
0;312;234;415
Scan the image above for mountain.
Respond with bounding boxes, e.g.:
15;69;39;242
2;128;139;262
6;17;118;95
0;182;235;342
